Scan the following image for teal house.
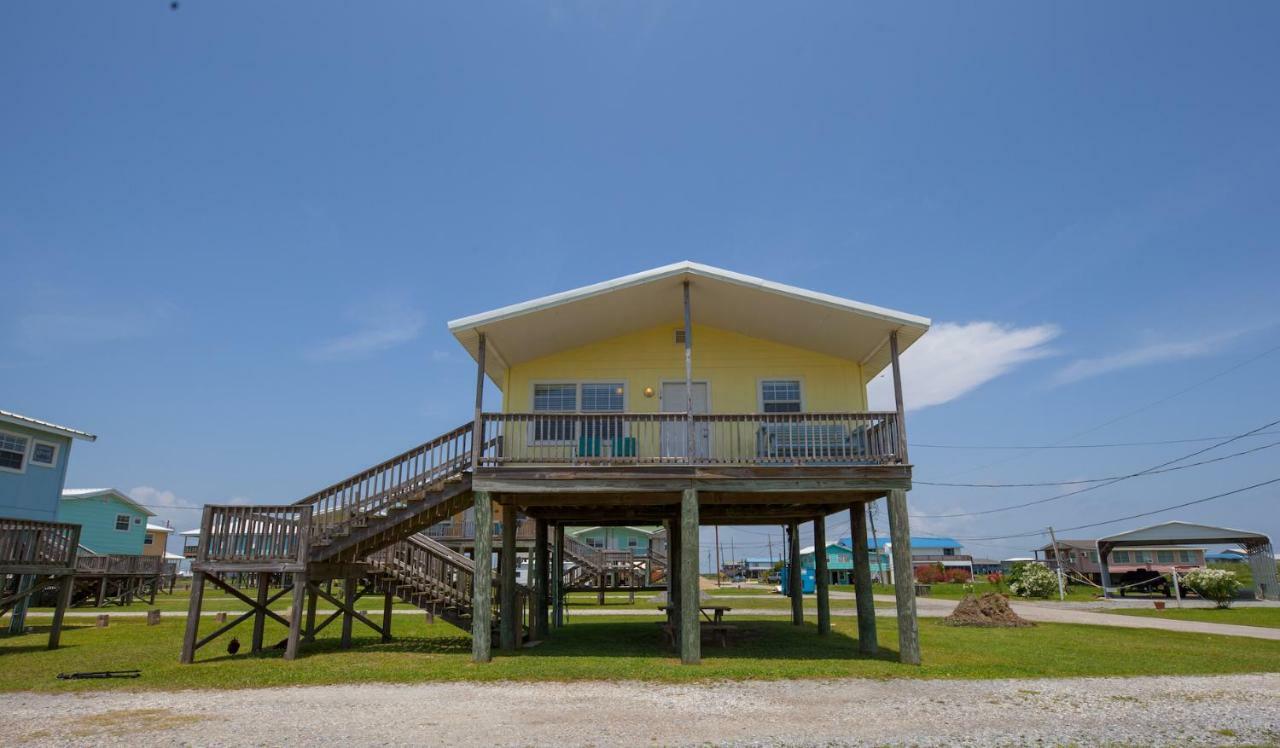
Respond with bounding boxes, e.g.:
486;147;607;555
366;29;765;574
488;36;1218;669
0;409;97;521
568;526;663;552
799;542;857;584
59;488;154;556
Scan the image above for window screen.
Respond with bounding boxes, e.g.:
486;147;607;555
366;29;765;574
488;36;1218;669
0;432;28;471
761;380;802;413
115;514;131;532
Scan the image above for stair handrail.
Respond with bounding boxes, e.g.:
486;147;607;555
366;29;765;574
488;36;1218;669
293;422;475;537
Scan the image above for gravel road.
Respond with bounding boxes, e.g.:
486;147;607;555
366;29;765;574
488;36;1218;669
4;673;1277;747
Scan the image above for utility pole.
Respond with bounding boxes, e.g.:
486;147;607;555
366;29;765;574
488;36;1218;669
867;503;880;583
1047;526;1066;601
714;525;722;587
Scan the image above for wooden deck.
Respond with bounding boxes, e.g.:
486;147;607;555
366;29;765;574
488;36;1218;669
0;517;80;649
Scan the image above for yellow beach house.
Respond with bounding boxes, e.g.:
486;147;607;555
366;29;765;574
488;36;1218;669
181;262;932;668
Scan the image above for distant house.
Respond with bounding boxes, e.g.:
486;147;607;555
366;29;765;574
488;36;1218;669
1035;539;1205;584
1205;548;1248;563
0;409;96;521
729;557;775;580
799;542;858;584
568;526;664;553
59;488;155;556
838;535;969;582
144;522;173;557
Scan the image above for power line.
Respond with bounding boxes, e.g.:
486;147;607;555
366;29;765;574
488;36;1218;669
937;340;1280;479
954;476;1280;542
910;430;1280;450
916;439;1280;488
912;417;1280;519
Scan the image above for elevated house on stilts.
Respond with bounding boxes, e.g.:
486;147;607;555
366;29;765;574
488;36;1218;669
180;262;930;665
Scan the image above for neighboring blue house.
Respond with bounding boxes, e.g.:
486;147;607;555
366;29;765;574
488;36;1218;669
568;526;663;552
0;409;97;521
59;488;154;556
837;535;972;582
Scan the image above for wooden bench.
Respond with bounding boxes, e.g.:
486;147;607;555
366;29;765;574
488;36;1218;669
660;621;738;648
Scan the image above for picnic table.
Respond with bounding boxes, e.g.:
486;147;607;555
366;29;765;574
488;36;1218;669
657;604;732;624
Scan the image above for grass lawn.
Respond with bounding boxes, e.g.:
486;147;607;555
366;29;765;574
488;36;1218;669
2;610;1279;693
1106;606;1280;629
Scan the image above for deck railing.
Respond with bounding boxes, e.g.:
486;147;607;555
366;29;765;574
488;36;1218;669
0;517;80;571
293;422;475;537
75;553;166;576
423;517;537;542
480;411;904;466
369;533;476;610
197;505;312;568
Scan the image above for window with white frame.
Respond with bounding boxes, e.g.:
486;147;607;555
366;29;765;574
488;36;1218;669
760;380;802;413
30;441;58;467
115;514;131;532
532;384;577;442
0;431;29;472
144;533;155;545
1156;550;1174;563
581;382;625;440
1112;551;1130;563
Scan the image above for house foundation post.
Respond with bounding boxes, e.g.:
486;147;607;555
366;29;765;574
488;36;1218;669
533;518;549;639
850;503;878;654
472;490;493;662
680;488;700;665
788;522;803;625
886;489;921;665
500;503;518;651
814;516;831;635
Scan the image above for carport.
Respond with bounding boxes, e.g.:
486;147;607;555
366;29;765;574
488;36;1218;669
1096;521;1279;601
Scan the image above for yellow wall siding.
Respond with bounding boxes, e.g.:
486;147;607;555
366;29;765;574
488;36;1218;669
504;323;867;413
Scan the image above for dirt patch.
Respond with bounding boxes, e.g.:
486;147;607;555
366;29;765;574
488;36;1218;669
60;708;206;739
942;593;1034;628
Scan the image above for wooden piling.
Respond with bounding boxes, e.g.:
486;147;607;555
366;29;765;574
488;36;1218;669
850;503;878;655
886;489;921;665
472;490;493;663
680;488;700;665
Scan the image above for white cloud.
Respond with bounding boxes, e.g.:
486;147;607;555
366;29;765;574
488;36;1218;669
14;303;172;352
868;321;1060;411
307;303;425;362
1053;332;1239;385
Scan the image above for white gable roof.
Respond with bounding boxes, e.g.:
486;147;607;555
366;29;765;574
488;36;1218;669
1098;521;1270;547
61;488;155;517
0;410;97;441
449;262;930;388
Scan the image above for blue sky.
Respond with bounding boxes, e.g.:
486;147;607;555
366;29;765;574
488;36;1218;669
3;2;1278;564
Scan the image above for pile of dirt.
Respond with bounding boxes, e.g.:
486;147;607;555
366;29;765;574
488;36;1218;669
941;593;1034;628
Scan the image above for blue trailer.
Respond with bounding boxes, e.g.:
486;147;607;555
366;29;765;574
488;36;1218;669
780;565;816;596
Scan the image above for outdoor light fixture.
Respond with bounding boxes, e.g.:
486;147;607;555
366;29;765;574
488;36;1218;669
643;386;655;398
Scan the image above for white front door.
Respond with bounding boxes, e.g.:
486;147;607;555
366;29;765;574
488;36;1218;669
661;381;710;459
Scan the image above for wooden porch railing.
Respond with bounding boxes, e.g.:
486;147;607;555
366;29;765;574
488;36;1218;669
196;505;312;569
75;554;166;575
422;517;537;542
479;411;905;466
368;533;476;611
0;517;80;571
293;422;476;537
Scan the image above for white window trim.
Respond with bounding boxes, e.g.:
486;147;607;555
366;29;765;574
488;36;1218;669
0;428;31;475
144;533;155;545
757;377;805;414
528;380;629;446
29;439;60;469
115;513;132;532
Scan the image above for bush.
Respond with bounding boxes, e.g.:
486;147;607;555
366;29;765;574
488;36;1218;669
1008;563;1060;598
1182;568;1242;608
914;563;946;584
944;568;971;584
987;572;1005;589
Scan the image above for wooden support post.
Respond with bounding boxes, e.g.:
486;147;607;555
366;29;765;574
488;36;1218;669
886;489;921;665
48;574;74;649
252;571;270;653
788;522;803;625
471;332;487;469
552;523;564;629
597;572;605;605
889;330;908;464
341;573;356;649
304;584;318;642
850;503;878;655
814;516;831;636
179;570;205;664
96;576;107;608
680;488;700;665
382;585;394;643
500;503;518;651
683;279;695;463
472;490;493;662
667;517;681;651
533;518;548;639
284;571;307;661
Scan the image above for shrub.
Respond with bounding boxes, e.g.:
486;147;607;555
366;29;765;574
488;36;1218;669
1008;563;1059;598
987;572;1005;589
914;563;946;584
1182;568;1241;608
944;568;971;584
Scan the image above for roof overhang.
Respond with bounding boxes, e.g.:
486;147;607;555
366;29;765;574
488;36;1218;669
61;488;155;517
448;262;931;390
0;410;97;441
1097;521;1272;554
